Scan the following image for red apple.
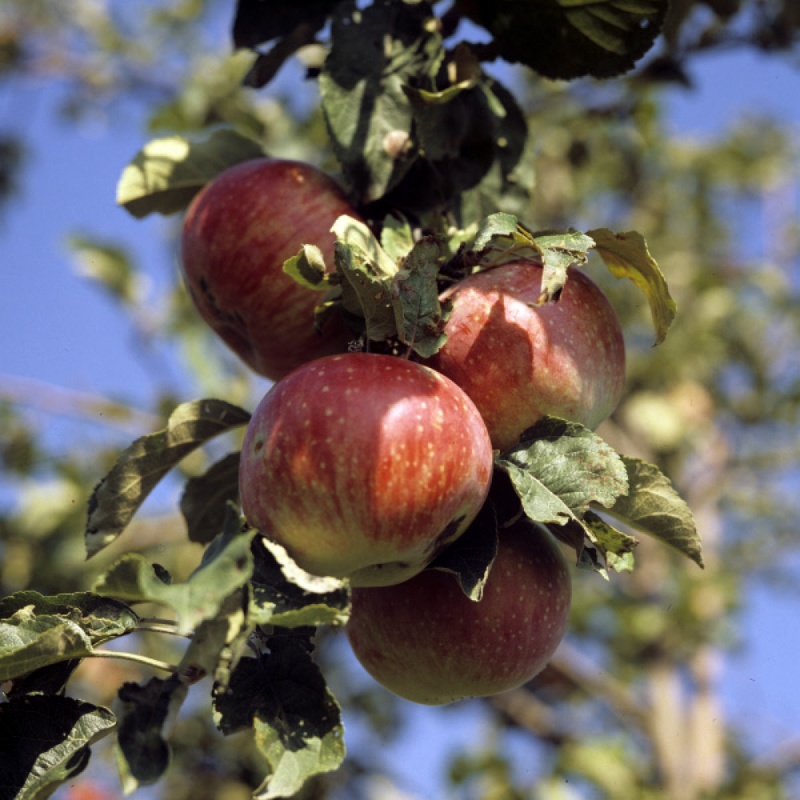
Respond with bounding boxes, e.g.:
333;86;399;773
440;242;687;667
424;262;626;451
346;518;572;705
238;353;494;587
180;158;360;381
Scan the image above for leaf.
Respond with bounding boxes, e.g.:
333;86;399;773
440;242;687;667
94;512;256;635
394;237;449;357
249;538;350;629
213;631;346;799
115;675;188;792
0;695;115;800
0;614;94;682
380;213;415;261
180;452;241;545
587;227;677;345
333;215;402;342
116;128;265;218
320;0;443;204
605;457;704;568
0;591;139;646
497;417;630;524
583;510;638;572
427;494;499;601
85;399;251;557
232;0;336;49
533;230;596;302
473;212;520;253
471;0;667;80
283;244;331;291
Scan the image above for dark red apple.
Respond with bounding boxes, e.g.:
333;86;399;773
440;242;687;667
238;353;494;587
180;158;360;381
346;518;572;705
424;262;626;451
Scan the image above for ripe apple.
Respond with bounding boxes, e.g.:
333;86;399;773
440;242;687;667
180;158;360;381
346;517;572;705
423;261;626;451
238;352;494;587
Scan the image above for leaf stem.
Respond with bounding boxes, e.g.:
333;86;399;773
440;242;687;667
135;624;193;638
88;649;178;674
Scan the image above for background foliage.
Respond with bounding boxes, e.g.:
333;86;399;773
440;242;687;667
1;0;799;798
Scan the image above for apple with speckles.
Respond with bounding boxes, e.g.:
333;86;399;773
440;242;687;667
180;158;360;381
346;517;572;705
424;262;626;451
238;353;494;587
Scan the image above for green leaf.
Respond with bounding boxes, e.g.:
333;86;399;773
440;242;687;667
85;399;251;557
116;128;265;218
180;452;241;545
533;230;596;302
471;0;667;80
249;538;350;629
380;213;415;261
0;591;139;646
0;613;94;682
587;227;677;345
333;215;402;342
320;0;443;204
394;237;449;357
473;212;521;251
282;244;331;291
115;675;188;792
214;631;346;799
584;510;638;572
605;457;704;568
497;417;630;524
0;695;115;800
94;514;256;635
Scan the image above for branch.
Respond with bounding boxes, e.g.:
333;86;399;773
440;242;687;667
0;372;161;434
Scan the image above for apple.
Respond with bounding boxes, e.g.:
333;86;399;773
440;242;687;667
180;158;360;381
423;261;626;451
238;352;494;587
345;517;572;705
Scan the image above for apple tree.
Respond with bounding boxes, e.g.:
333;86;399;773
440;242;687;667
1;1;799;798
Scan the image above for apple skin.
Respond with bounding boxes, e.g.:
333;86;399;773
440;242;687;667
345;518;572;705
238;353;494;587
180;158;360;381
423;262;626;451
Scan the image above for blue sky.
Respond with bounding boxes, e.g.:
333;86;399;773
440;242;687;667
1;30;800;797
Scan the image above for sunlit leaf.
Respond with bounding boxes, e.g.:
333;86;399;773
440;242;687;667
588;227;677;345
94;513;256;635
0;591;139;646
605;457;703;567
117;128;265;218
0;604;105;682
497;417;629;523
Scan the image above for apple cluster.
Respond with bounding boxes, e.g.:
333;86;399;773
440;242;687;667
180;158;627;705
